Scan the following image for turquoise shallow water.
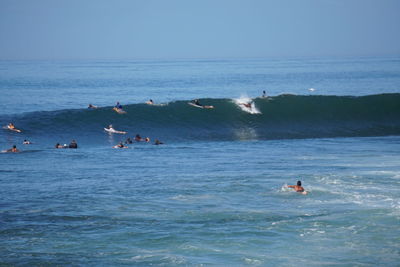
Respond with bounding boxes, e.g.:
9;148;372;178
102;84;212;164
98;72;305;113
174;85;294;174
1;57;400;266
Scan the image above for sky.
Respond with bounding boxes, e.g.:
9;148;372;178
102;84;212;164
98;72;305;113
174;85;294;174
0;0;399;60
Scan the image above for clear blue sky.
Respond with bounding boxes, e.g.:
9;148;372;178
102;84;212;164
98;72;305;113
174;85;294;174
0;0;399;60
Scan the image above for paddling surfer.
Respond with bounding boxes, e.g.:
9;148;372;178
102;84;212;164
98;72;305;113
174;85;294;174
287;181;307;195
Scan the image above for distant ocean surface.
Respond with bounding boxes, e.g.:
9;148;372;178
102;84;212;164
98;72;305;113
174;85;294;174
1;57;400;266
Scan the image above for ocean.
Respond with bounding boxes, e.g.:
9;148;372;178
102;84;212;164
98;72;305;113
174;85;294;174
1;57;399;266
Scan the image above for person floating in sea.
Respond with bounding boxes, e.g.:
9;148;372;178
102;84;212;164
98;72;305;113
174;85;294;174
262;90;267;98
154;139;164;145
5;145;20;153
146;99;154;105
135;134;150;142
69;140;78;149
287;181;307;195
88;104;98;109
55;143;67;149
125;137;133;144
113;142;128;149
5;123;22;132
23;139;32;145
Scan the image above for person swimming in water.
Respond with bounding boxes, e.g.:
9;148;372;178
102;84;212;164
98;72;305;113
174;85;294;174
55;143;67;149
146;99;154;105
88;104;98;109
135;134;143;142
6;145;20;153
154;139;164;145
23;139;32;145
287;181;307;194
125;137;133;144
69;140;78;149
113;142;127;148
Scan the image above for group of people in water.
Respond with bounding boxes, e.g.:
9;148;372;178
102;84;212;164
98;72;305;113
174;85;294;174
55;140;78;149
3;101;165;153
3;92;308;194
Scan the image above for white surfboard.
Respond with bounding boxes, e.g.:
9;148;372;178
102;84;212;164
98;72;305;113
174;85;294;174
104;128;127;134
113;107;127;114
3;126;22;132
188;102;214;109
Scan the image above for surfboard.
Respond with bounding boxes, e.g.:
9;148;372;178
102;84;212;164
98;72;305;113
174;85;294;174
113;107;127;114
3;126;21;132
104;128;127;134
188;102;214;109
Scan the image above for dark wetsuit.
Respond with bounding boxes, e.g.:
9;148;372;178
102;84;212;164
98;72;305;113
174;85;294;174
69;141;78;149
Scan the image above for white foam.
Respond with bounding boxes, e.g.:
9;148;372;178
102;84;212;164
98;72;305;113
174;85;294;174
233;95;261;114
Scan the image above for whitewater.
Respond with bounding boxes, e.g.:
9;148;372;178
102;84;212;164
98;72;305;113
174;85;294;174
1;57;400;266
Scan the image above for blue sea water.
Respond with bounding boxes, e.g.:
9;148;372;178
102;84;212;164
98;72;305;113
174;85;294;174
1;57;400;266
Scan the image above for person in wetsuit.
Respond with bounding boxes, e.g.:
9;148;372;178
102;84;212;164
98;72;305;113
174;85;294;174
115;102;123;109
69;140;78;149
193;99;202;106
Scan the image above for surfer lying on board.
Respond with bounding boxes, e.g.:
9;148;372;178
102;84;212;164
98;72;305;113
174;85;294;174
189;99;214;109
154;139;164;145
4;145;20;153
55;143;67;149
5;123;22;132
287;181;307;195
134;134;150;142
23;139;32;145
69;140;78;149
146;99;154;105
113;142;128;148
88;104;98;109
193;99;201;106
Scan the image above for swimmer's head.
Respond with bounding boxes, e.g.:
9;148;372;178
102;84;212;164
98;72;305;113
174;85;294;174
297;181;302;186
13;145;16;149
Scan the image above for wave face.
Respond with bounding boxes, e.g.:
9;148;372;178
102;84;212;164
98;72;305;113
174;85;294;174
2;94;400;142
